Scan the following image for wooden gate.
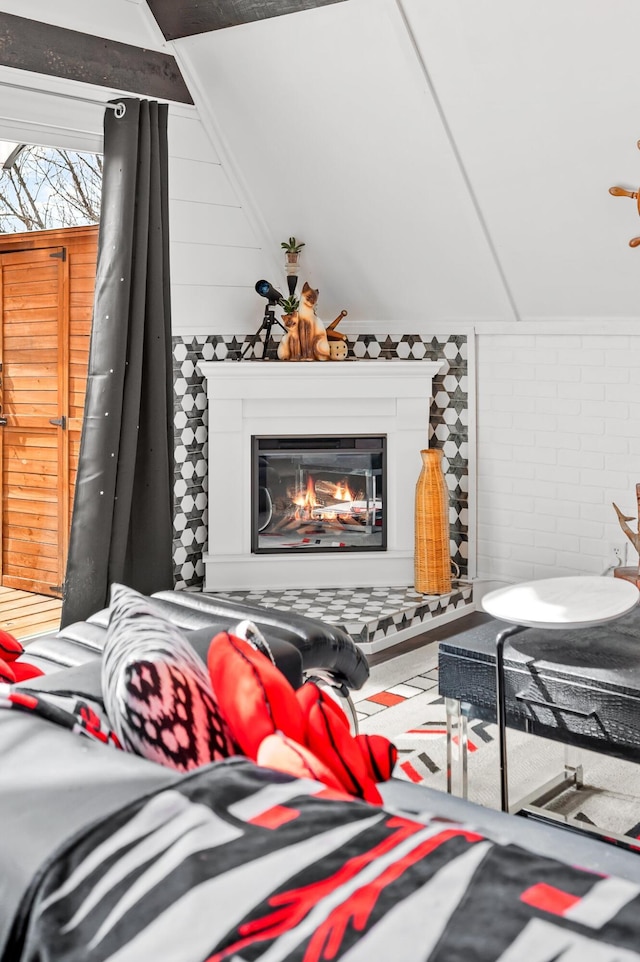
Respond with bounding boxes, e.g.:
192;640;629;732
0;227;98;596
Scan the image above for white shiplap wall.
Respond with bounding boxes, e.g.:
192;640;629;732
166;107;275;336
0;68;273;337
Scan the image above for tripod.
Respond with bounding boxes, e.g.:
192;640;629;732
240;300;287;360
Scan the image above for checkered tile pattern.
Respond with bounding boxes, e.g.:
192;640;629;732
210;583;473;648
171;333;468;589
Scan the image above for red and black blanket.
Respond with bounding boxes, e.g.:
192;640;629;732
7;757;640;962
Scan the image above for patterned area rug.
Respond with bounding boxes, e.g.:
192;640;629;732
355;642;640;841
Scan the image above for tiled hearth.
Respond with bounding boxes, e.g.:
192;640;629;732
210;582;473;655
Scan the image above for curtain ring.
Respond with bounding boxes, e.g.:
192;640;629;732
113;102;126;119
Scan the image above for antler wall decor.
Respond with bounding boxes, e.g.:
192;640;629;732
609;141;640;247
612;483;640;569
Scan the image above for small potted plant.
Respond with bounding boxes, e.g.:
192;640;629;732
279;294;299;322
281;236;305;276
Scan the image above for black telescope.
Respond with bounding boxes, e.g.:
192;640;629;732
239;280;287;360
255;279;283;303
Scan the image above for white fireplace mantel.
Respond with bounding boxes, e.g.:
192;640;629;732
198;359;444;591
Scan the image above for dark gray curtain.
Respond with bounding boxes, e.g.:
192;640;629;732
61;98;174;627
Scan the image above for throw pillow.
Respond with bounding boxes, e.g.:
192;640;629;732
296;682;383;804
207;630;305;758
10;661;44;682
0;630;23;663
0;657;15;684
257;732;346;793
102;584;237;771
356;733;398;783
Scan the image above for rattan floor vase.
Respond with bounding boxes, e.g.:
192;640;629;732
414;448;452;594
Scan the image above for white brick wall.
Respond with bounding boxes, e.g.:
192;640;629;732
475;331;640;590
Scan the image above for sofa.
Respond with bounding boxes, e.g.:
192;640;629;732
4;588;640;960
18;588;369;689
15;589;369;734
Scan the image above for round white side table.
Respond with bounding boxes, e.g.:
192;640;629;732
481;576;640;813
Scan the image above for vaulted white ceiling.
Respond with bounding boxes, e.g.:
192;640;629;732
1;0;640;326
170;0;640;325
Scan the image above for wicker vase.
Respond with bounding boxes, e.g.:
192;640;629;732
414;448;452;594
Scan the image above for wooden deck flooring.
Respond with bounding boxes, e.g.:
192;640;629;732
0;587;62;642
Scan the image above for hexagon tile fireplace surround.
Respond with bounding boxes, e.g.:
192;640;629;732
199;359;473;653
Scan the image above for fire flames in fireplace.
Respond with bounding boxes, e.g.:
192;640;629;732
267;470;382;546
252;435;386;553
290;477;357;521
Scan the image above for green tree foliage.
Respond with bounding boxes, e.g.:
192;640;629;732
0;145;102;233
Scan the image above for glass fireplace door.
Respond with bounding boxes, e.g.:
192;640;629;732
251;435;386;554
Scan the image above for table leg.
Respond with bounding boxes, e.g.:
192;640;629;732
495;623;526;813
563;744;584;788
446;697;468;798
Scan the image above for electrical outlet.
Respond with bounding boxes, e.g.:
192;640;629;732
610;542;628;567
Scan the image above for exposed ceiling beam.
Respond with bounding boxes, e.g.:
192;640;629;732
146;0;349;40
0;12;193;104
